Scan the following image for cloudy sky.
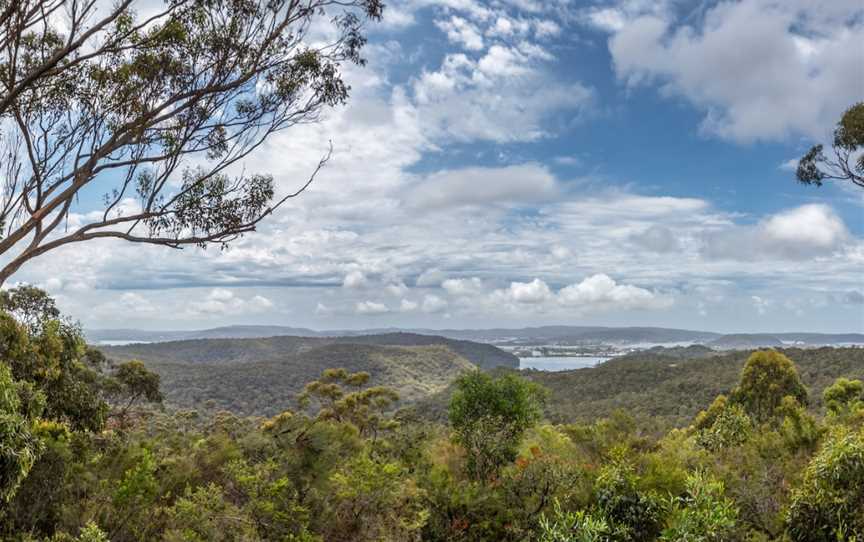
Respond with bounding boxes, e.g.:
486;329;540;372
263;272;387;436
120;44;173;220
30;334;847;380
20;0;864;333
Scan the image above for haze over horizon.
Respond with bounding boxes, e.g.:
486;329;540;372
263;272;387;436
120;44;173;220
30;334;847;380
18;0;864;333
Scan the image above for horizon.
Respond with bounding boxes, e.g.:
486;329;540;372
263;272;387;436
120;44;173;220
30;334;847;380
84;321;864;336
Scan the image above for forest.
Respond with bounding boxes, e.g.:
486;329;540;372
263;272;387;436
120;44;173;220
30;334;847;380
1;286;862;541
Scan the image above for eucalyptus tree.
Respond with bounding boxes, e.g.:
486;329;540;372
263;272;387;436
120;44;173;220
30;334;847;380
0;0;382;283
797;102;864;189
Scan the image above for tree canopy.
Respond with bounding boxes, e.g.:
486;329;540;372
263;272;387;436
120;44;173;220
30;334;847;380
796;102;864;189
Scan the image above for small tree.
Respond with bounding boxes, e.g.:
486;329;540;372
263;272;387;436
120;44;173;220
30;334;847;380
448;371;545;481
0;285;61;332
297;368;400;438
796;102;864;189
731;350;808;424
105;360;163;426
823;377;864;415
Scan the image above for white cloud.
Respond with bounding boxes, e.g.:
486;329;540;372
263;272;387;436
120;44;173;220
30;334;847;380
411;48;592;142
385;281;409;296
187;289;275;316
702;204;849;261
342;270;368;289
502;278;553;303
355;300;390;314
421;294;449;313
442;277;484;296
436;16;484;50
416;268;446;287
608;0;864;141
400;299;419;312
751;295;770;315
558;274;670;310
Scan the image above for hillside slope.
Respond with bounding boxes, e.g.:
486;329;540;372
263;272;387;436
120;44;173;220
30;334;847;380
408;347;864;429
113;343;475;417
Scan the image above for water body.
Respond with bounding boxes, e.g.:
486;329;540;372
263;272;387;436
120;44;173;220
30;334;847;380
519;356;607;371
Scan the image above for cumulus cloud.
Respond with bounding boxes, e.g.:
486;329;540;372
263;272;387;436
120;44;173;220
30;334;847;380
442;277;484;296
342;270;368;289
189;289;275;316
702;204;849;261
436;16;484;50
607;0;864;141
355;300;390;314
558;274;670;310
499;278;554;303
385;281;410;296
416;268;446;287
411;48;592;142
485;274;670;313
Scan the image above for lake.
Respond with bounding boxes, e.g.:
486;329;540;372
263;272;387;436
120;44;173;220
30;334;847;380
519;356;607;371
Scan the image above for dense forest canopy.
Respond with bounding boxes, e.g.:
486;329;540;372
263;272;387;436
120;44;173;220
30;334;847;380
0;287;862;541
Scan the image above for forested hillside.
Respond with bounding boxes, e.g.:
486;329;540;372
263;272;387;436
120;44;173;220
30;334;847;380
126;343;476;416
103;332;518;369
410;347;864;428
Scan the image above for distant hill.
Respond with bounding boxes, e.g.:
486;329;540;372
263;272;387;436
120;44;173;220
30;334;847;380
100;333;517;417
89;325;864;349
87;325;321;343
408;347;864;430
708;334;785;350
102;333;518;370
103;340;481;417
706;333;864;350
403;326;722;345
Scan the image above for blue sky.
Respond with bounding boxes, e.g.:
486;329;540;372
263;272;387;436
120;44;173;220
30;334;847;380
20;0;864;333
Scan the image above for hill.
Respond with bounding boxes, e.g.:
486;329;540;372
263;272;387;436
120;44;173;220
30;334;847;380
409;347;864;429
708;333;785;349
87;325;321;343
105;342;476;417
100;333;517;417
101;333;518;370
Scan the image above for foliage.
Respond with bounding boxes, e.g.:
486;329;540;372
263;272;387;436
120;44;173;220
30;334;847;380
731;350;808;424
539;501;622;542
660;472;737;542
786;427;864;542
823;377;864;415
0;363;43;502
448;371;546;480
695;403;752;452
797;102;864;188
594;455;666;541
299;368;400;438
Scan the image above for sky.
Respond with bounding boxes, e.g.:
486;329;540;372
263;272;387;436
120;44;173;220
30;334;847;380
16;0;864;333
